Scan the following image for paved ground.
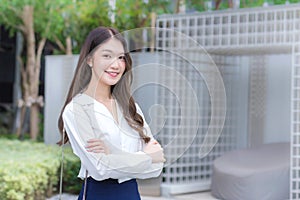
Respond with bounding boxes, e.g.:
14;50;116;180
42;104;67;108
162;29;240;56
47;191;217;200
47;194;77;200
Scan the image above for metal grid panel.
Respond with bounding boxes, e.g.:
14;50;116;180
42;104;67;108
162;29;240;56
156;4;300;197
157;4;300;53
153;33;241;194
291;43;300;200
248;56;267;146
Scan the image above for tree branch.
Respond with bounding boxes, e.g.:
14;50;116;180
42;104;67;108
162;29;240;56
66;36;72;55
54;35;66;53
36;38;46;66
18;56;28;96
34;38;46;84
22;5;36;95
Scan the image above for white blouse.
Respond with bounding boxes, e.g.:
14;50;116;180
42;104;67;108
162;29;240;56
63;93;163;183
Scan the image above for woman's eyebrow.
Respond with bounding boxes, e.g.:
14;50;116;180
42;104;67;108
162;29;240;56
101;49;113;53
101;49;125;55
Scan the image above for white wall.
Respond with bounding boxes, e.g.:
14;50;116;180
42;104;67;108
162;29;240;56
44;55;78;144
264;54;291;143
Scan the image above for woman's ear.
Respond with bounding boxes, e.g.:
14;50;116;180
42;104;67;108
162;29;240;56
87;56;93;67
86;60;93;68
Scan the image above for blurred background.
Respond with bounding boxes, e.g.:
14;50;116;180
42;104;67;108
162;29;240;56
0;0;300;200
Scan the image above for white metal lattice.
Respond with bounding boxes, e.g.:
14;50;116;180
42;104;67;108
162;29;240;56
291;42;300;200
248;55;267;146
157;4;300;52
154;30;241;194
156;4;300;198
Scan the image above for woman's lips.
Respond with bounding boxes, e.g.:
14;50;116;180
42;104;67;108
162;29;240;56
105;71;119;78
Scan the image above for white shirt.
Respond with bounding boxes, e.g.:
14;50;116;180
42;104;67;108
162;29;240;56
63;93;163;183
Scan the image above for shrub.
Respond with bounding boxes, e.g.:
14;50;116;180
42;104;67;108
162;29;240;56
0;139;81;200
60;146;82;194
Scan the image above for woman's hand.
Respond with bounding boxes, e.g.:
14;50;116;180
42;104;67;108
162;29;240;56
143;140;166;163
85;138;110;154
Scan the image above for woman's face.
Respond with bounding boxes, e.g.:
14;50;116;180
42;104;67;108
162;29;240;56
89;37;126;87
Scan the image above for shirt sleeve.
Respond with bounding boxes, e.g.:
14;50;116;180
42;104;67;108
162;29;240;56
134;103;164;179
63;101;155;181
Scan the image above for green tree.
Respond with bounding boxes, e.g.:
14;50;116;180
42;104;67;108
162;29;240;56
46;1;79;55
114;0;171;31
0;0;79;140
111;0;171;52
70;0;112;53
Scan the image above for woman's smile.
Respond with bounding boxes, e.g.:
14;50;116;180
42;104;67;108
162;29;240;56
105;70;119;78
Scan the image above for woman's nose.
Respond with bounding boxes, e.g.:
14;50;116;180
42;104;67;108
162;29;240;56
110;58;122;68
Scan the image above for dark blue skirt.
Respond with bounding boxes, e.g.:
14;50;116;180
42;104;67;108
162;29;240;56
78;177;141;200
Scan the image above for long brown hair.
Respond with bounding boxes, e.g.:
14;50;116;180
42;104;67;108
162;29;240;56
57;27;150;145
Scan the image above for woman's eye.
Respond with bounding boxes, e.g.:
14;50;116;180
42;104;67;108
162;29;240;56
119;56;125;60
103;54;111;58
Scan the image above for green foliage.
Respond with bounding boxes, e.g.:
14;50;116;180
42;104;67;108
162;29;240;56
0;139;59;200
0;0;51;36
0;134;19;140
0;139;81;200
0;0;173;54
4;0;300;55
273;0;300;4
239;0;265;8
0;0;23;36
34;0;78;42
61;147;82;193
0;0;82;53
70;0;112;53
53;0;172;53
187;0;206;12
188;0;300;11
114;0;171;32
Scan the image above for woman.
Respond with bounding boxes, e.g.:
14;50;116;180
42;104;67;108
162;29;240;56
57;27;165;200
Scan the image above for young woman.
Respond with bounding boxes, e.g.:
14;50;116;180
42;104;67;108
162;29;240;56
57;27;165;200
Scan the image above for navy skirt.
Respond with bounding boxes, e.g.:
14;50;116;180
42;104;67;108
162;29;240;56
78;177;141;200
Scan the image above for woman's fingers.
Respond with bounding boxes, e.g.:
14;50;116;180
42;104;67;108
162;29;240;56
86;141;103;148
85;138;110;154
87;138;103;142
86;146;105;153
143;141;166;163
87;148;105;153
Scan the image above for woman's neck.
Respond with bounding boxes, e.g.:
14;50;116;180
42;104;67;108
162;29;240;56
85;82;112;101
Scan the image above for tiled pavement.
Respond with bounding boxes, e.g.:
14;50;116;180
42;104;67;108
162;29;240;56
142;191;217;200
47;191;217;200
